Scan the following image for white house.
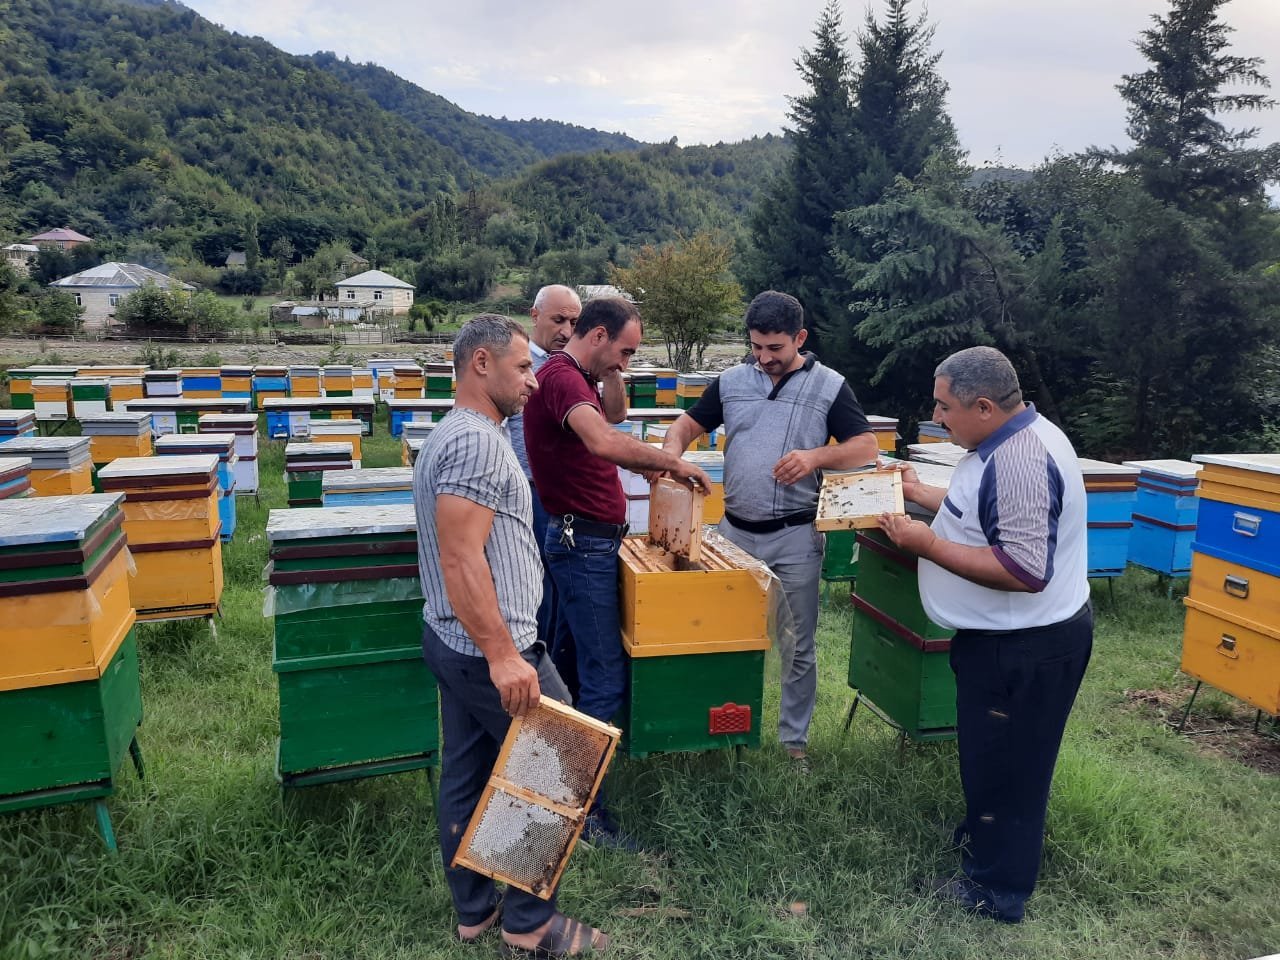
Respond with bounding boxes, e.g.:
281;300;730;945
49;262;195;329
335;269;414;316
3;243;39;277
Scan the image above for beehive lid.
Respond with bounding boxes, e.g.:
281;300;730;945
0;411;37;425
387;398;453;409
98;454;218;480
0;456;32;481
286;442;352;457
199;414;258;430
78;412;152;435
817;469;904;531
1192;453;1280;476
907;442;968;466
156;433;236;455
308;421;363;434
0;493;123;546
1122;459;1201;482
1077;458;1139;479
647;478;705;562
867;414;899;429
322;467;413;492
266;504;417;542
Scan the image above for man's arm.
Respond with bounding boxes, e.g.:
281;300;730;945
660;412;708;458
565;404;712;491
774;432;878;486
600;371;627;424
436;493;541;715
895;462;946;514
877;512;1032;592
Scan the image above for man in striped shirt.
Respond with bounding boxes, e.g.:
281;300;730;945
415;315;608;956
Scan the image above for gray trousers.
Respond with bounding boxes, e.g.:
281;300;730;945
718;518;824;750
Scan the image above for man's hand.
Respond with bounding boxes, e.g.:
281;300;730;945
669;459;713;492
489;653;540;717
880;462;924;504
773;448;821;486
878;512;938;558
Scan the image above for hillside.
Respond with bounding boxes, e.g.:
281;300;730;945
0;0;788;279
310;54;644;179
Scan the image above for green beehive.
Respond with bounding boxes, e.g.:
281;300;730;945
0;629;144;849
846;529;956;740
266;506;439;787
622;650;764;758
821;529;859;582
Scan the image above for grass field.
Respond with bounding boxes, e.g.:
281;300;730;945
2;418;1278;960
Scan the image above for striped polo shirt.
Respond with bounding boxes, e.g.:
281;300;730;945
918;404;1089;631
414;406;542;656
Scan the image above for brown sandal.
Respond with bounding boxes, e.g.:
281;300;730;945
500;913;609;958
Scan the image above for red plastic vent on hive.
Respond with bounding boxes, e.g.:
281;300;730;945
708;702;751;735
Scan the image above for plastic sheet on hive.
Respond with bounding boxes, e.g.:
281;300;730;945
702;524;796;675
263;576;424;617
453;697;620;899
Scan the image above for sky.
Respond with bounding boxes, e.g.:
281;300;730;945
181;0;1280;171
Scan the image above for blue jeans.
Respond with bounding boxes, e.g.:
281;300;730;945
421;628;571;935
542;522;626;726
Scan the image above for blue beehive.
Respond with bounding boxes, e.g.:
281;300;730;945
322;468;414;507
1123;459;1200;577
1079;459;1139;579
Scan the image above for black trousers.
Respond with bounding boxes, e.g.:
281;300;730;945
422;627;571;934
950;603;1093;919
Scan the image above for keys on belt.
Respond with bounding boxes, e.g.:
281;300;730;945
559;514;576;549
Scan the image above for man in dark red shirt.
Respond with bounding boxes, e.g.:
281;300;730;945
523;296;710;844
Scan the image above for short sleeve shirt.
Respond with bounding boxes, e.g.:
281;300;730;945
414;406;542;655
522;351;626;524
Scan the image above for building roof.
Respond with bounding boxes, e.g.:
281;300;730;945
49;262;195;291
224;251;247;267
4;243;39;253
337;269;414;289
29;228;93;243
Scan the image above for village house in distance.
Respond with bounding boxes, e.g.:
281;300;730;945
334;269;414;316
48;262;194;330
28;227;94;250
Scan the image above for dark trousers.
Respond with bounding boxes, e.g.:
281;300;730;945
422;627;571;935
950;603;1093;920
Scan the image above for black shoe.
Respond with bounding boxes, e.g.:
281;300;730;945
918;875;1023;924
581;809;641;853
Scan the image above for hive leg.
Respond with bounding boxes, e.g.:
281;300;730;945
1176;681;1201;732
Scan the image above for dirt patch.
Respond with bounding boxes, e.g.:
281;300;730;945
1125;687;1280;775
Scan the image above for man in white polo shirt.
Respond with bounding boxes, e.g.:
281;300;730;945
878;346;1092;924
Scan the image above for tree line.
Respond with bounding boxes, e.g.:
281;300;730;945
741;0;1279;460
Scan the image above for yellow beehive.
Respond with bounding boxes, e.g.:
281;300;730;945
32;377;72;419
0;551;136;691
88;433;154;462
31;462;94;496
308;421;363;462
1182;597;1280;714
97;455;221;546
131;541;224;621
619;484;769;658
78;365;147;378
108;377;145;405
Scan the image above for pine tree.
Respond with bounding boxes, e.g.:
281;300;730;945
1104;0;1280;216
741;1;857;346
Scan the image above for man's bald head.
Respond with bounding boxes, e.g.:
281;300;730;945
530;284;582;353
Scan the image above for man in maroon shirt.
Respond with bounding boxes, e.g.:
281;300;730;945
523;296;710;845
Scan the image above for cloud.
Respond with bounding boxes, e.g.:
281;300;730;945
181;0;1280;158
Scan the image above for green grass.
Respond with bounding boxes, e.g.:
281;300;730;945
2;420;1278;958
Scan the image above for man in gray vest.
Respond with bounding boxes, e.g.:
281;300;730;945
661;290;878;768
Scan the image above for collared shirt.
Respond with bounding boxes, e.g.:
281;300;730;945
414;406;542;656
523;350;626;524
918;404;1089;631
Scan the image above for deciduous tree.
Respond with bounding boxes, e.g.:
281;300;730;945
611;232;742;371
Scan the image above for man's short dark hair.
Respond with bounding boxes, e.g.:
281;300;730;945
453;314;528;374
744;290;804;336
573;296;641;340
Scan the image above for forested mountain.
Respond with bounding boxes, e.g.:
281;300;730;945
311;54;644;178
0;0;782;273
